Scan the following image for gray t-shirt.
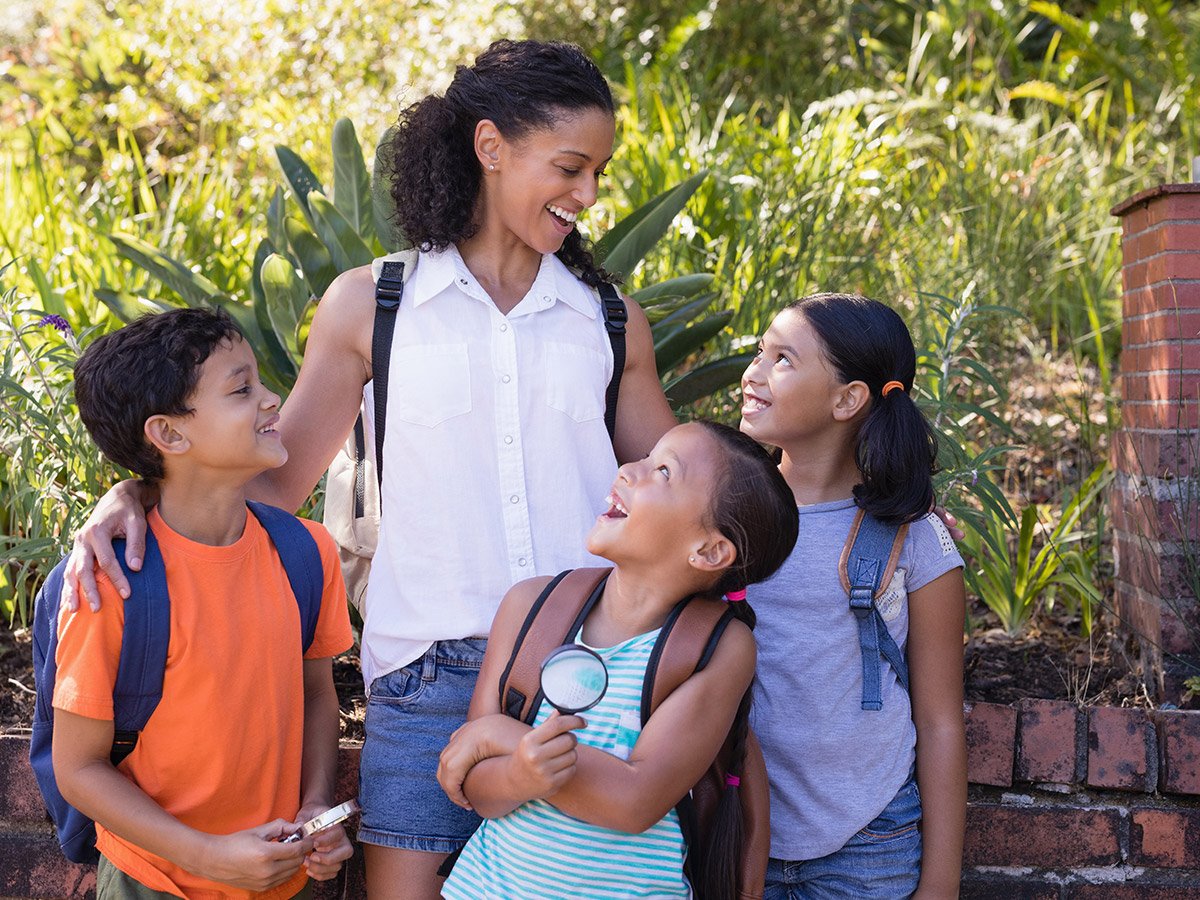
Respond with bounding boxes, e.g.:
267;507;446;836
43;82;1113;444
749;497;964;860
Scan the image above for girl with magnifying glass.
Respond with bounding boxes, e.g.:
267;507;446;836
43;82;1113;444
438;422;798;900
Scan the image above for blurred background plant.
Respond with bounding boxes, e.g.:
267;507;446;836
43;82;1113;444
3;0;1198;664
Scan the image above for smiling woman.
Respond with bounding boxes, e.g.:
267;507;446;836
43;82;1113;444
63;37;679;900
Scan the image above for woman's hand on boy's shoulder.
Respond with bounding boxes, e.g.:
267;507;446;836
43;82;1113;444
63;478;157;612
931;505;964;542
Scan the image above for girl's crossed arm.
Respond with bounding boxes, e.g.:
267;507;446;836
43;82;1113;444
440;578;755;833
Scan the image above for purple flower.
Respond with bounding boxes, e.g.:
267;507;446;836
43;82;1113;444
37;314;73;336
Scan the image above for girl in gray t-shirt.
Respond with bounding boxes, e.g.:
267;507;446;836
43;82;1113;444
739;293;967;899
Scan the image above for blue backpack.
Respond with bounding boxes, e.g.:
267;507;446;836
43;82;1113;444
29;501;324;864
842;509;911;711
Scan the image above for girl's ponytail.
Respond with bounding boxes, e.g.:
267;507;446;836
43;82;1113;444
791;294;939;525
853;381;938;524
695;597;755;900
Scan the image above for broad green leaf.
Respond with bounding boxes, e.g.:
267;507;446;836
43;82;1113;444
250;239;296;384
332;118;375;246
650;292;719;338
1008;80;1071;108
309;192;374;272
664;352;755;408
108;233;220;306
94;288;154;323
630;274;715;304
27;258;69;318
267;187;289;262
275;146;325;230
595;172;707;277
654;310;732;373
260;254;309;359
285;217;337;298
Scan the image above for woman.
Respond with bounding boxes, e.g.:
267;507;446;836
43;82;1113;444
64;39;676;899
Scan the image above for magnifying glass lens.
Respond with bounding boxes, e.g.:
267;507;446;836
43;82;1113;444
541;645;609;715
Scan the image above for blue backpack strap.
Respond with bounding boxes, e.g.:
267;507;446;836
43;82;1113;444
843;510;910;711
110;530;171;764
248;501;323;651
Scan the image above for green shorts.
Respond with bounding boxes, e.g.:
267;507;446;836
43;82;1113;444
97;856;312;899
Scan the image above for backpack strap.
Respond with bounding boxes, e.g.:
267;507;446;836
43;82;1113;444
248;501;323;652
499;568;611;723
371;258;406;486
839;509;910;711
639;596;734;726
109;529;170;766
597;283;627;442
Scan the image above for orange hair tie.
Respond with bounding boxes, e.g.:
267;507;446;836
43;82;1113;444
881;381;905;397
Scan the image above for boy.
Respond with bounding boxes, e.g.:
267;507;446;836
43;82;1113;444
53;308;353;898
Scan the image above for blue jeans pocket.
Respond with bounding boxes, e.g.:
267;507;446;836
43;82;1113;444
855;778;922;843
367;660;426;707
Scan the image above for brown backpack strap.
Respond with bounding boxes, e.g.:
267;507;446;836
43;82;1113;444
498;567;611;724
837;508;908;598
639;596;734;726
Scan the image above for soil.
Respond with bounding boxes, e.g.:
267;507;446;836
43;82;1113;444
2;602;1158;744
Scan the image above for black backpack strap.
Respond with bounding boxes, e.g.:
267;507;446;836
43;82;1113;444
499;568;611;723
597;283;627;442
371;259;406;486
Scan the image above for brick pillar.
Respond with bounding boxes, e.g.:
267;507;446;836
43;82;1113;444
1111;184;1200;700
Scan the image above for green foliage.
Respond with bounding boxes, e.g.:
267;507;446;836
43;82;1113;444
963;463;1111;635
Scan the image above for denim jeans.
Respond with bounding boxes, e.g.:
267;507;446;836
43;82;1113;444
357;638;487;853
763;776;922;900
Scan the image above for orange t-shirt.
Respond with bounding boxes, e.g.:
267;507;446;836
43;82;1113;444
53;508;353;900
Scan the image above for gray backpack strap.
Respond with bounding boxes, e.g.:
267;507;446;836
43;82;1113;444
839;509;910;710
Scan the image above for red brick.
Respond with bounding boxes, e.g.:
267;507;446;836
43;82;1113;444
1121;372;1200;405
964;701;1017;787
1121;397;1200;430
0;735;54;827
1158;710;1200;795
1146;253;1200;284
1112;533;1196;602
1161;605;1200;656
1114;580;1162;646
1016;699;1081;784
961;876;1058;899
1122;205;1151;237
1157;193;1200;223
1122;309;1200;348
1113;431;1200;482
1131;807;1200;867
1088;706;1159;791
1073;887;1200;899
963;805;1123;866
1122;282;1200;321
0;833;96;898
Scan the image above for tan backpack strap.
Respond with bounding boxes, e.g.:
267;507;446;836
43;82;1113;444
640;596;734;725
499;567;611;723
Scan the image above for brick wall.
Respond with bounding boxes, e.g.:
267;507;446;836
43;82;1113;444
1110;183;1200;699
5;711;1200;898
962;701;1200;896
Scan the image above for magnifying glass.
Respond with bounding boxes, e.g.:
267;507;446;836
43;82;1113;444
540;644;609;715
282;798;360;843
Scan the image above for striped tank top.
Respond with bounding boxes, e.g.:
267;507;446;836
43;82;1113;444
442;626;690;899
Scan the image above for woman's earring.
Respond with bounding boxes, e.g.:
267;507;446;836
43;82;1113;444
488;164;496;171
689;555;696;563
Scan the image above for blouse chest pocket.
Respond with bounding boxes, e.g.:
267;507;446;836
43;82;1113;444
390;343;472;428
541;340;609;424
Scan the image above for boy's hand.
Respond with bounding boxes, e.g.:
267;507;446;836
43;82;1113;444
503;712;586;803
63;480;152;611
439;715;528;810
193;820;309;891
290;804;354;881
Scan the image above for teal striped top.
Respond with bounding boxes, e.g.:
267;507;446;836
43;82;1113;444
442;627;690;899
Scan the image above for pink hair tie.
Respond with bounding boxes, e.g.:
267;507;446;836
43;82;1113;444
725;774;740;788
724;589;747;603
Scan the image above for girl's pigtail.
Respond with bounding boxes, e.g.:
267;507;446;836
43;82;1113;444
695;595;755;900
852;386;938;525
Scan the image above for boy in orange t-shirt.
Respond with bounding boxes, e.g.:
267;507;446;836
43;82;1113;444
53;308;354;899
